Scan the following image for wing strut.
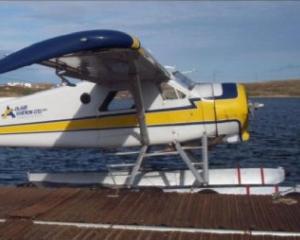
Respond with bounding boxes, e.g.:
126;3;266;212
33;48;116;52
129;60;150;146
126;60;150;188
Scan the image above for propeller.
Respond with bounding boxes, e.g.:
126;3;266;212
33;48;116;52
248;101;264;117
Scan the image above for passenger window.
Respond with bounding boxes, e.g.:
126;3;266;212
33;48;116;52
99;90;135;111
160;82;185;100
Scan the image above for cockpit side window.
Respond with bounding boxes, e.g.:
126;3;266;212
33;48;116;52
159;82;186;100
99;90;135;111
173;71;195;90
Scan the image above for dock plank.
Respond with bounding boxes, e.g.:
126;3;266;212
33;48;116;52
0;187;299;236
1;221;300;240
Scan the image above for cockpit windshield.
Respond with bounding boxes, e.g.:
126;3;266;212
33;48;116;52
173;71;195;90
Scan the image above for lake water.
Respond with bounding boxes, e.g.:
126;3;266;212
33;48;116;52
0;98;299;186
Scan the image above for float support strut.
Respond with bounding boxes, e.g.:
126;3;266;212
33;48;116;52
127;145;148;187
174;141;204;185
202;133;209;185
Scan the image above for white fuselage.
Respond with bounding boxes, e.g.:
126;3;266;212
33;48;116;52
0;78;245;148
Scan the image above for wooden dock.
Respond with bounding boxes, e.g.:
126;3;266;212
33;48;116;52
0;186;299;239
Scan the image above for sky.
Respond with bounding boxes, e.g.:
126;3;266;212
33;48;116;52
0;1;300;84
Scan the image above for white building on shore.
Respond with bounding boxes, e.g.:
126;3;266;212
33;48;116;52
6;82;32;88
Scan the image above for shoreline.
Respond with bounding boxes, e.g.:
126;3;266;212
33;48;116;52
249;95;300;98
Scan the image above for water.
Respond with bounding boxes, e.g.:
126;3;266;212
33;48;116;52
0;98;299;186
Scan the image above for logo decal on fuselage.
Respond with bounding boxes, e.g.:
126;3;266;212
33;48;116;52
1;105;47;119
1;106;16;119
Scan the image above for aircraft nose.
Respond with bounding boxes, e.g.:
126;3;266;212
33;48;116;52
214;83;250;142
238;84;250;141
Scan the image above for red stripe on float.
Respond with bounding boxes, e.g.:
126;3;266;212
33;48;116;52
237;167;241;185
246;186;250;195
260;167;265;185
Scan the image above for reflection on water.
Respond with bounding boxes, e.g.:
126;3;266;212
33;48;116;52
0;98;299;186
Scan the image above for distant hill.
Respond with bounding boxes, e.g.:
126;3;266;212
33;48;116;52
0;84;53;97
0;79;299;97
244;79;300;97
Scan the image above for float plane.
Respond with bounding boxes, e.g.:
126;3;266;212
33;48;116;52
0;30;281;190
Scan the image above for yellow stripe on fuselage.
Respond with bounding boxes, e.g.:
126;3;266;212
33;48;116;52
0;102;213;135
0;104;210;135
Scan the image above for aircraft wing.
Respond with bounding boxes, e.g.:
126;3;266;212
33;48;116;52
0;30;170;85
